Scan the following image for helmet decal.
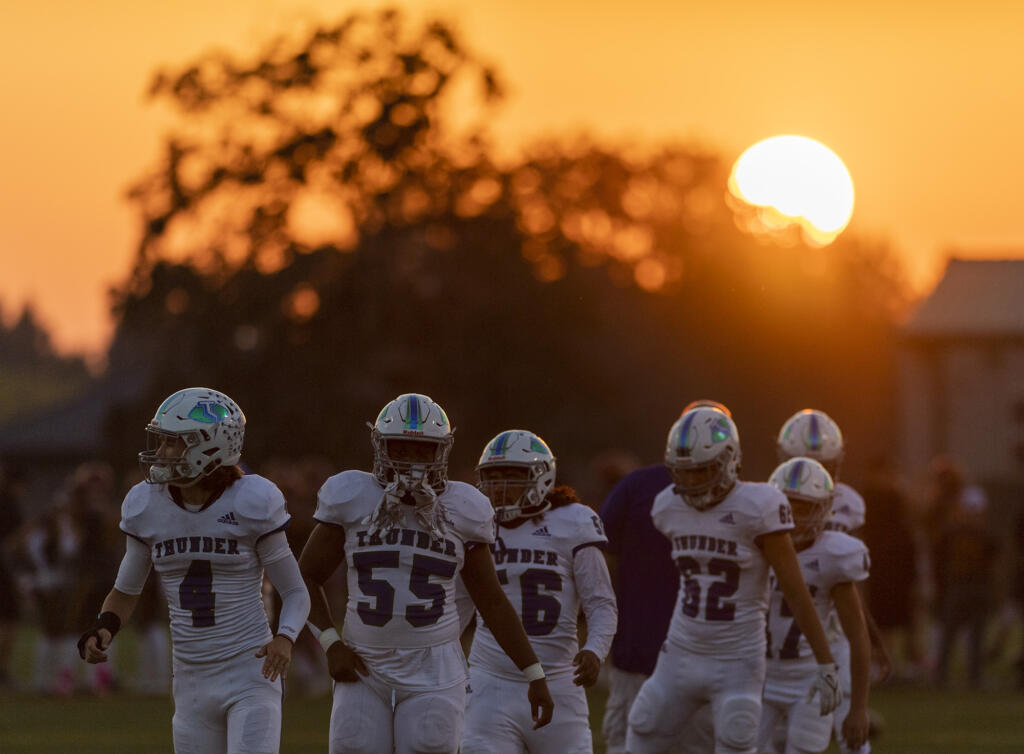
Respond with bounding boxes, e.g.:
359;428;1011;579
529;437;550;454
187;402;229;424
405;394;421;430
677;412;697;455
489;431;513;458
807;413;822;450
711;417;733;443
786;459;806;490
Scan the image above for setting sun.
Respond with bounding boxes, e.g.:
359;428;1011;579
729;135;854;246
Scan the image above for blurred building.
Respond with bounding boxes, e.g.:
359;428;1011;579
898;258;1024;516
0;375;147;507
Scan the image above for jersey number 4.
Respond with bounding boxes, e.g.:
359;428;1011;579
674;556;740;621
180;559;216;627
353;551;457;628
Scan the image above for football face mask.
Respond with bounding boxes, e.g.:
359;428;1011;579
476;429;556;523
665;407;741;511
370;393;453;491
139;387;245;487
768;457;834;549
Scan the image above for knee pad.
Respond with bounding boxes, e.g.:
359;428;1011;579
405;695;461;753
715;696;760;752
235;703;279;754
627;681;669;736
331;715;379;754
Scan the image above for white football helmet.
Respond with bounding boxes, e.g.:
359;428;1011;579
139;387;245;487
777;409;844;478
768;457;834;549
665;407;741;510
476;430;557;523
370;393;453;489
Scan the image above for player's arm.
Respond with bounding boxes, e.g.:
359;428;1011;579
256;531;311;681
297;522;367;682
572;544;617;687
832;580;870;750
461;543;554;729
78;536;149;663
761;531;841;715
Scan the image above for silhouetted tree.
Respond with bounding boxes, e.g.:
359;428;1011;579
107;8;909;494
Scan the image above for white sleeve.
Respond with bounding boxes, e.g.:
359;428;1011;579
113;536;152;596
573;544;618;661
258;532;311;642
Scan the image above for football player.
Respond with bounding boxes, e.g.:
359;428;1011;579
777;409;891;754
461;430;617;754
298;394;554;754
600;400;728;754
760;457;871;754
78;387;311;754
626;406;840;754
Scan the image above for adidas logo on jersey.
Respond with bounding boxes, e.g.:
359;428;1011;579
217;512;239;525
532;526;551;537
718;513;736;525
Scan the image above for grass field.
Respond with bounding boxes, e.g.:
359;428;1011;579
4;626;1023;753
2;683;1024;753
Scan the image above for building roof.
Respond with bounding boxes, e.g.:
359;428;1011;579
0;371;147;459
903;258;1024;338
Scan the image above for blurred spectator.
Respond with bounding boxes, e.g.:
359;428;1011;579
861;455;921;678
0;464;27;690
926;459;999;688
65;462;122;694
15;502;79;695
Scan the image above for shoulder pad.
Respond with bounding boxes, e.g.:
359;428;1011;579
233;475;288;526
315;470;382;525
120;481;153;524
443;481;495;544
821;531;870;583
561;503;609;550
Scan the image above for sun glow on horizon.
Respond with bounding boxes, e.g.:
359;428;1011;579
729;135;854;246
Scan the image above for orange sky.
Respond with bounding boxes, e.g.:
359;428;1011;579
3;0;1023;359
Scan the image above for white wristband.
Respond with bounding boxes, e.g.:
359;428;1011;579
522;662;545;682
318;627;342;652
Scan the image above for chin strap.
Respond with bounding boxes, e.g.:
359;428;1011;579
364;477;453;542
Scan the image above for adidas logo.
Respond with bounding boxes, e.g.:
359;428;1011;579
806;559;820;571
217;512;239;525
531;526;551;537
718;513;736;525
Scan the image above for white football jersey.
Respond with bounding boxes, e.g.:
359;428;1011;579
825;482;865;534
468;502;608;681
765;530;869;674
652;481;794;659
315;470;494;649
119;474;291;664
